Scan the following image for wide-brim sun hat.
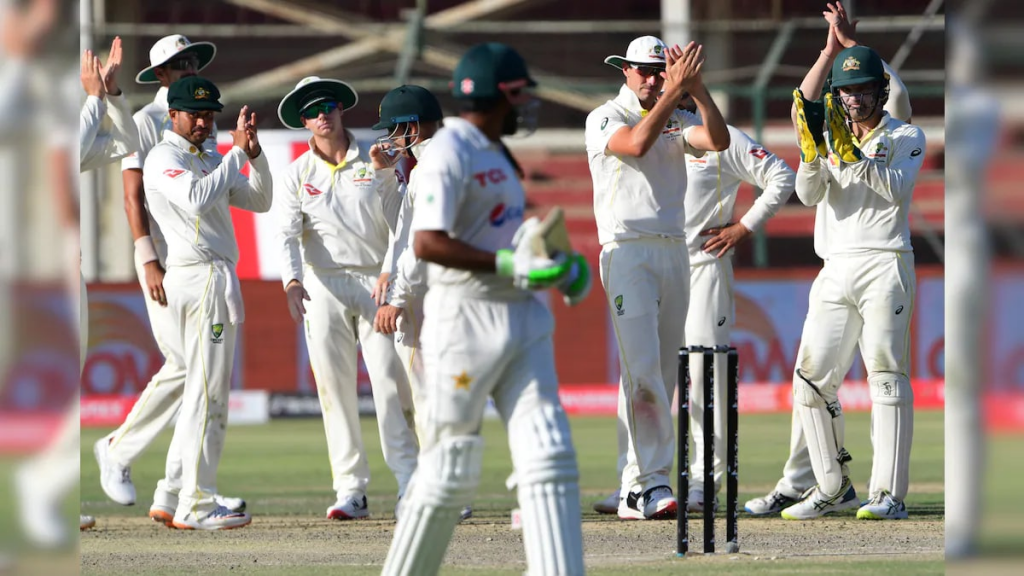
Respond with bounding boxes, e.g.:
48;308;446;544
136;34;216;84
278;76;359;130
604;35;669;70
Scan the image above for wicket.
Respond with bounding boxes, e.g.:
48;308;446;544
676;345;739;556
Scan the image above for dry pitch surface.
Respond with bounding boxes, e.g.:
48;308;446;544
81;414;945;575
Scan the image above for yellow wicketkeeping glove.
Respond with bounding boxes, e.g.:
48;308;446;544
793;89;827;163
825;93;863;163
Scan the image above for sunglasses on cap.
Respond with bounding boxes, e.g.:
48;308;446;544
165;54;200;71
630;64;665;78
300;101;339;119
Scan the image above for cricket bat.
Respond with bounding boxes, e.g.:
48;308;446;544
536;206;572;256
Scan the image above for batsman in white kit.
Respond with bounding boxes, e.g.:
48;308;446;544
771;42;925;521
92;34;246;524
381;43;591;576
274;76;418;520
143;76;272;529
745;4;917;518
585;35;729;520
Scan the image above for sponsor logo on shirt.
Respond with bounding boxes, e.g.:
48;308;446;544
303;183;324;196
749;147;768;160
473;168;509;187
489;202;524;227
163;169;186;178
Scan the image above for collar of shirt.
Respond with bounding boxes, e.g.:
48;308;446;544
444;117;499;151
853;112;893;146
307;129;361;173
613;84;650;117
162;129;216;158
154;86;169;112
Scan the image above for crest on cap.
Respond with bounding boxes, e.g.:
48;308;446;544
651;44;665;59
194;87;210;100
842;56;860;72
174;36;188;50
461;78;474;95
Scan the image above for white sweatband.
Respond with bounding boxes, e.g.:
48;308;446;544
134;236;159;266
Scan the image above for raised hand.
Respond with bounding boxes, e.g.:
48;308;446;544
101;36;123;96
826;1;859;50
81;49;105;98
243;110;261;158
662;41;705;94
231;106;250;152
369;142;399;170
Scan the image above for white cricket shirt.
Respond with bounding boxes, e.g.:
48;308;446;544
684;125;795;265
383;140;432;309
80;94;139;172
795;112;926;257
275;131;401;287
409;117;527;301
585;84;704;245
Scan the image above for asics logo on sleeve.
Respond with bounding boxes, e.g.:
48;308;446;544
489;203;524;227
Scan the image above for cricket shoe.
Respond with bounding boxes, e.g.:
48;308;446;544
173;506;251;530
685;489;719;514
80;515;96;531
780;477;859;520
215;494;247;512
743;490;802;516
15;466;66;547
93;437;136;505
592;490;620;514
619;486;677;520
327;495;370;520
856;490;908;520
149;503;175;527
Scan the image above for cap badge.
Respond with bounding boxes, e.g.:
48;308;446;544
842;56;860;72
194;87;210;100
460;78;474;95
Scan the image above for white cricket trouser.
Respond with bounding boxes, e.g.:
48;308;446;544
786;251;916;498
393;292;427;445
303;268;418;499
684;258;735;496
105;259;188;506
163;263;239;518
600;238;689;495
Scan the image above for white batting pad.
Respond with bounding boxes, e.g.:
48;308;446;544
794;370;846;497
381;436;484;576
868;373;914;500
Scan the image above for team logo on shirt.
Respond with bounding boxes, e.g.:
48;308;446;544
163;169;186;178
453;371;473;391
303;183;324;196
662;117;681;136
749;147;768;160
211;323;224;344
489;203;524;227
353;166;373;185
614;295;624;316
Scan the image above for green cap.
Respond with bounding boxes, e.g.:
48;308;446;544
451;43;536;100
830;46;886;88
372;85;444;131
167;76;224;112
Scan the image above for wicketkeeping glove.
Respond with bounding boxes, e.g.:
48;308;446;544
825;93;863;163
793;89;827;163
558;253;591;306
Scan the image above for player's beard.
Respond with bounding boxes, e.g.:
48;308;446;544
501;107;518;135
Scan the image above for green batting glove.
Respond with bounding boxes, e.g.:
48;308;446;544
496;249;572;290
559;253;591;306
825;93;863;163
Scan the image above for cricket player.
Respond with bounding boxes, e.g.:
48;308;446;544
585;35;729;520
745;3;915;518
91;34;245;525
770;40;925;520
143;76;271;529
382;42;590;576
275;76;418;520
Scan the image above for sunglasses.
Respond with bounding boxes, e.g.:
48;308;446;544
630;64;665;78
300;101;339;119
166;55;199;71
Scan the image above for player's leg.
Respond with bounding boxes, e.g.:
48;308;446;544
395;294;427;442
382;291;504;576
781;267;861;520
856;253;915;520
684;258;733;512
303;271;371;519
600;242;677;519
168;265;249;530
354;273;419;499
494;297;583;575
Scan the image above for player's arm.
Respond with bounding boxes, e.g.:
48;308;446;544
795;157;829;206
681;84;730;153
731;132;797;231
369;144;402;231
102;93;141;164
227;108;273;213
837;128;926;203
882;61;911;123
273;164;309;322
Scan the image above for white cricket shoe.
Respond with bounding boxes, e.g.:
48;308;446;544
172;506;252;530
460;505;473;521
215;494;247;512
781;477;859;520
93;437;136;505
80;515;96;531
149;503;175;527
619;486;677;520
856;490;909;520
743;490;802;516
592;490;620;514
327;495;370;520
685;488;719;514
15;466;66;547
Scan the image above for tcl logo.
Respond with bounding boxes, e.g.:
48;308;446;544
473;168;508;187
489;203;524;227
303;183;324;196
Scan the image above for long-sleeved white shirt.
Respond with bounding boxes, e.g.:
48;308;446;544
795;112;926;257
382;140;432;309
585;84;705;245
80;94;139;173
274;132;401;287
684;125;794;265
122;87;219;261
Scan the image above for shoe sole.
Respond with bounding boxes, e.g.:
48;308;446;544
171;517;252;530
149;509;174;527
645;500;677;520
326;510;370;521
856;509;909;520
80;521;96;531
